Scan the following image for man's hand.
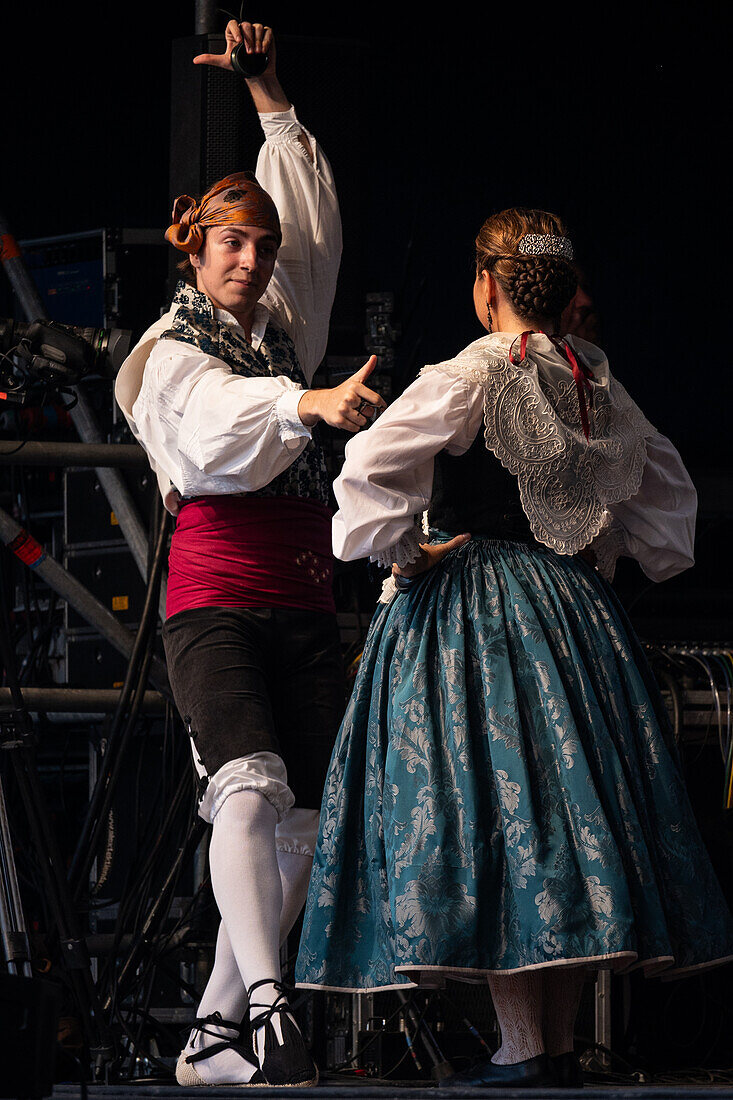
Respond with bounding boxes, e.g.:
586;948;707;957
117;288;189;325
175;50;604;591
194;20;276;80
392;534;471;579
298;356;387;433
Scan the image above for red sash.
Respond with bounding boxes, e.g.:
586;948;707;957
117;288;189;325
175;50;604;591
167;495;335;618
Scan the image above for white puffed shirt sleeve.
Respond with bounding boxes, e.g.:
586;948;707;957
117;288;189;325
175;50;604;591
132;339;312;500
332;371;483;565
591;431;697;582
332;368;697;584
256;107;342;383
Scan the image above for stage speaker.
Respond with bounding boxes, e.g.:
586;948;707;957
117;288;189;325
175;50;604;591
0;974;62;1098
170;34;260;202
168;33;369;345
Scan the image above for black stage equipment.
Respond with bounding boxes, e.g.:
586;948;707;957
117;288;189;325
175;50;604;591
0;318;131;407
68;497;169;898
0;216;185;1080
0;550;115;1075
8;228;169;334
395;990;453;1081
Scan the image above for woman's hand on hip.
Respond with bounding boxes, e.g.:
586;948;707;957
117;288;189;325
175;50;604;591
392;533;471;579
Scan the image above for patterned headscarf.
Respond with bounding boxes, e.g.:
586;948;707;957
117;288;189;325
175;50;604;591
165;171;282;254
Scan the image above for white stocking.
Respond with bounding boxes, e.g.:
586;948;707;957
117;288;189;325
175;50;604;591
184;798;315;1084
542;967;585;1056
277;850;314;948
488;971;545;1065
194;850;313;1023
183;790;281;1083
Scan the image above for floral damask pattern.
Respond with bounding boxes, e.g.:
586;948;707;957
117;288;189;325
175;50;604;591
296;538;733;991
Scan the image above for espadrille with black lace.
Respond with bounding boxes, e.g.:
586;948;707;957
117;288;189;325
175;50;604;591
248;980;319;1087
175;1012;266;1087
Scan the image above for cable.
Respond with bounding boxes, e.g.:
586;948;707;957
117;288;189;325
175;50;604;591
437;985;493;1056
69;498;169;895
380;995;431;1079
100;761;202;1021
330;993;414;1073
659;644;733;806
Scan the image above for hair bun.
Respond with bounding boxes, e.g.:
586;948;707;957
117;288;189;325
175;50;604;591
505;256;578;321
475;208;578;322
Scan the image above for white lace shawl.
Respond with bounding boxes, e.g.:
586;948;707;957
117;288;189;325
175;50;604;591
419;332;656;557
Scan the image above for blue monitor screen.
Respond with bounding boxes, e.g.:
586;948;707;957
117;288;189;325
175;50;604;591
27;259;105;327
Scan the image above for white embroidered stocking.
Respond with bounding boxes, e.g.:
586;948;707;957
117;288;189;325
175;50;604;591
488;971;545;1065
277;849;315;947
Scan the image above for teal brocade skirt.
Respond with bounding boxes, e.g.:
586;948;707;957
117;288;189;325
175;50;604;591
295;538;733;991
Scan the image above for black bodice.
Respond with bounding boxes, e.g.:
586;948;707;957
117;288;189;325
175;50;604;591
428;433;534;540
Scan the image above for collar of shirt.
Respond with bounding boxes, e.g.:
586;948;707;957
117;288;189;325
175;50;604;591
171;281;270;351
214;301;270;351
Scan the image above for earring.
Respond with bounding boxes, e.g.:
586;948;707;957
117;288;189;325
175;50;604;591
486;301;493;334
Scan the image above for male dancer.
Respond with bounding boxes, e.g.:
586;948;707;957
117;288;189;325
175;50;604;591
116;19;385;1086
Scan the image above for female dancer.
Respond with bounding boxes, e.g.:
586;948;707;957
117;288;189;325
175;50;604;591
296;208;733;1088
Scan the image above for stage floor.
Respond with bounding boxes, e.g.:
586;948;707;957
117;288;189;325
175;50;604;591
50;1083;733;1099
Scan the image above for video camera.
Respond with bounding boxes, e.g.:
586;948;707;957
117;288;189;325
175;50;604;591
0;318;131;406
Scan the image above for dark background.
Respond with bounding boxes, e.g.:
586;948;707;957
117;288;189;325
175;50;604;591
1;3;726;457
1;1;729;637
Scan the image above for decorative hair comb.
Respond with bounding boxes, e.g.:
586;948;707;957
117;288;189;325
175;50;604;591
518;234;574;260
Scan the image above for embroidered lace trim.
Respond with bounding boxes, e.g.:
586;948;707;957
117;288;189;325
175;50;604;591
371;523;423;570
421;348;656;556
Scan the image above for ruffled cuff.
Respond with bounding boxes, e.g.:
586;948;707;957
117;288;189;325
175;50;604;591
275;387;312;449
590;517;627;582
378;575;398;605
370;522;423;570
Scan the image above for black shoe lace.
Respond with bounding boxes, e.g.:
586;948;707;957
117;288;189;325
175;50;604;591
190;1009;242;1041
185;1010;258;1069
247;978;292;1034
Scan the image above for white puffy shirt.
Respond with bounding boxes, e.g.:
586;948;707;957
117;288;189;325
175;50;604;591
115;106;342;513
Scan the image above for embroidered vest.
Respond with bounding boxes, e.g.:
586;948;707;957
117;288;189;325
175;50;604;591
160;282;330;507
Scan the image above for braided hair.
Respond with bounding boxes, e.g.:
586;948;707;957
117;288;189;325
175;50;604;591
476;208;578;327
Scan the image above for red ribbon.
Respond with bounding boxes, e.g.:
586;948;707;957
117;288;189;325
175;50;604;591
549;335;594;441
509;330;595;441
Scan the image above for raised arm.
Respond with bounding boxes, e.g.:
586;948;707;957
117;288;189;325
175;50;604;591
193;21;310;156
194;20;341;382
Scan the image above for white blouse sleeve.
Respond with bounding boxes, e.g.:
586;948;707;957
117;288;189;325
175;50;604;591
592;431;697;582
332;371;483;564
256;108;342;384
133;339;312;500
